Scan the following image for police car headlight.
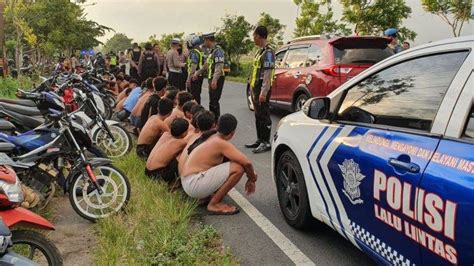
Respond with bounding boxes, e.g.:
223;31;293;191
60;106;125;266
0;177;23;203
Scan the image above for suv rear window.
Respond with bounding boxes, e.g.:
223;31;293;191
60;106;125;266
333;47;392;64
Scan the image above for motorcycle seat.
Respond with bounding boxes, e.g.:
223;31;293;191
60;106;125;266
0;102;41;116
0;142;15;152
0;98;36;107
0;120;15;131
0;106;44;129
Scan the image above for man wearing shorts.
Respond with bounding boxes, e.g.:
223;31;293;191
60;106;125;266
136;97;173;159
145;118;189;184
180;114;257;215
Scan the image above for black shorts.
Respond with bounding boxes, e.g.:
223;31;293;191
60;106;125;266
136;144;154;160
145;158;179;183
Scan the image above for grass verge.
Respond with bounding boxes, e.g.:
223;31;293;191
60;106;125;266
94;152;236;265
225;76;247;84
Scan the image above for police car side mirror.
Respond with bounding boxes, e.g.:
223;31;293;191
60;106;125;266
303;97;330;120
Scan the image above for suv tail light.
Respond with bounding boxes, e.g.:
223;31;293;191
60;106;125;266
321;65;352;76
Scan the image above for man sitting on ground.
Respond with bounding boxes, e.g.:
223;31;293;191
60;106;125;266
181;114;257;215
164;91;193;127
131;77;165;127
137;97;174;159
146;118;189;184
116;79;140;120
165;88;178;107
178;110;215;176
183;101;197;121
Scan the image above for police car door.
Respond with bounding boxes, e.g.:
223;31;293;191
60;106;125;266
321;50;469;265
418;54;473;265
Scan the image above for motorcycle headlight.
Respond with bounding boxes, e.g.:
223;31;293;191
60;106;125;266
0;177;23;203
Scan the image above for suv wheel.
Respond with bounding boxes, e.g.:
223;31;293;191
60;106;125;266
294;93;309;112
246;84;254;111
276;150;312;229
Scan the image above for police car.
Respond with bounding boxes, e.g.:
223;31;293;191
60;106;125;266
272;36;473;265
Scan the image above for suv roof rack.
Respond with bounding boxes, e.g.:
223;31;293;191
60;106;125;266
288;35;331;44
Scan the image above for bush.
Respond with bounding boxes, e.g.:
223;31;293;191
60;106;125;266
0;76;35;99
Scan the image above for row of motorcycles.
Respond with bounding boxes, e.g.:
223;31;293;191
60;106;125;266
0;69;133;265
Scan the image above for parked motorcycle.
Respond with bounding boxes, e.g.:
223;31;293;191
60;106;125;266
0;92;131;221
0;220;37;265
0;152;63;265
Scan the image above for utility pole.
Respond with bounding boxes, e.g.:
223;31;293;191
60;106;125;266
0;0;7;77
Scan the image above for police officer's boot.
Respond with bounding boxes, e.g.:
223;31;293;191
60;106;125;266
245;140;261;149
252;141;271;154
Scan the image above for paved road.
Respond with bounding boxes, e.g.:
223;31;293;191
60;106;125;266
198;81;374;265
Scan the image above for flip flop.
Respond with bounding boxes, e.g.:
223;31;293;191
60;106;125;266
208;207;240;216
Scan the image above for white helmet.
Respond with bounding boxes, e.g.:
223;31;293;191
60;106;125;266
185;34;203;48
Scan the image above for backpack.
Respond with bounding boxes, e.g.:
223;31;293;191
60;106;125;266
142;52;157;70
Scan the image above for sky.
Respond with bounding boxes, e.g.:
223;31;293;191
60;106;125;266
83;0;474;47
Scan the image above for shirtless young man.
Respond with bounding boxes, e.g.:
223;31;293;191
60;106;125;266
136;97;174;159
181;114;257;215
178;110;215;176
116;79;139;112
146;118;189;183
164;91;193;127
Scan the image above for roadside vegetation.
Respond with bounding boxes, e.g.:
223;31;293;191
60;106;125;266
95;152;236;265
0;76;34;98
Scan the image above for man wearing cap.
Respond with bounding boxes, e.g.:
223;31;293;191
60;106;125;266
185;34;204;104
245;26;275;154
165;38;187;90
193;32;225;119
384;28;403;54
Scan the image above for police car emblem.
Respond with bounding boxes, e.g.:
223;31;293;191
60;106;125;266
339;159;365;205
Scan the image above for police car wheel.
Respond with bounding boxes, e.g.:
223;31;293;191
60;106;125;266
276;150;312;229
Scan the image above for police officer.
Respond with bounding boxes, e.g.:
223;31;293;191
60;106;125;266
384;28;403;54
185;34;204;104
166;38;187;90
245;26;275;154
193;32;225;119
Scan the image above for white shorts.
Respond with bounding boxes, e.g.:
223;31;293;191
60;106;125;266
181;162;230;199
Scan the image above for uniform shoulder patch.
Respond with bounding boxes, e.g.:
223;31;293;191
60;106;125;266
262;50;275;69
214;48;225;63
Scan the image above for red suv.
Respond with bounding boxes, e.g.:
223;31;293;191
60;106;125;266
246;35;393;112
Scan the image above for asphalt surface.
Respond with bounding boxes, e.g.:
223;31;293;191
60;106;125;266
198;81;375;265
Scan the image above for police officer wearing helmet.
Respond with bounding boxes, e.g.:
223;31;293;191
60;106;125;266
193;32;225;119
185;34;204;104
384;28;403;54
245;26;275;154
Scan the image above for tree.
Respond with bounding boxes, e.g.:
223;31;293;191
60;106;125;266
341;0;416;41
216;14;253;68
293;0;350;37
4;0;37;71
256;12;286;45
157;32;185;51
421;0;473;37
104;33;132;53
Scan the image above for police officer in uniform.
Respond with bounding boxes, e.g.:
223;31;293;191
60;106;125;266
193;32;225;119
185;34;204;104
245;26;275;154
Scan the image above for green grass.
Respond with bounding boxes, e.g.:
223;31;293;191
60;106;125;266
95;152;237;265
0;76;35;99
226;76;247;84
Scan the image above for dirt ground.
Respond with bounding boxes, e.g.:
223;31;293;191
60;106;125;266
46;195;96;266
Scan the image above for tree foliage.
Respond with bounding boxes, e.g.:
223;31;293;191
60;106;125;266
104;33;133;53
215;14;253;66
256;12;286;45
293;0;351;37
421;0;473;37
340;0;416;41
157;33;185;51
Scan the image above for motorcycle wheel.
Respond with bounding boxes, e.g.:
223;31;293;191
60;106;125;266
69;164;130;222
11;230;63;266
105;94;116;108
93;124;132;158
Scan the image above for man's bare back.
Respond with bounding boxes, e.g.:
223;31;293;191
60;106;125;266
146;132;187;170
138;115;169;145
182;134;241;177
178;133;201;175
164;108;184;126
132;91;153;117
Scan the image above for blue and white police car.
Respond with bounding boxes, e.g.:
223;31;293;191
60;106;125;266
272;36;473;265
